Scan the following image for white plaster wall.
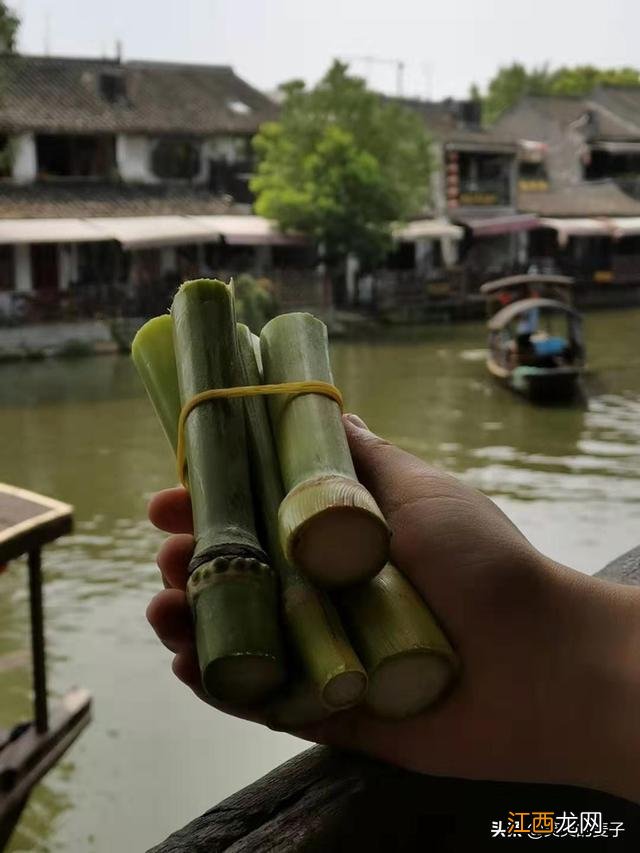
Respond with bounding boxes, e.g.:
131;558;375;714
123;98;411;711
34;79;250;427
116;135;159;184
11;133;37;183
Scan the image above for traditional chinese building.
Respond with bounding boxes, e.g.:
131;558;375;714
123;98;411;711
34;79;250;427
495;90;640;295
378;97;534;305
0;54;310;322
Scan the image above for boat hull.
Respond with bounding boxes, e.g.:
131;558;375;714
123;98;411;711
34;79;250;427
487;359;582;402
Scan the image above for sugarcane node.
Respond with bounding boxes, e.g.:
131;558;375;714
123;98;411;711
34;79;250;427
187;544;270;576
187;555;275;602
279;475;391;588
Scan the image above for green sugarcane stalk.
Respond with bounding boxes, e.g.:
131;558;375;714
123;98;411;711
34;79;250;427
337;564;458;719
237;324;367;710
167;279;285;706
260;313;390;588
131;315;181;454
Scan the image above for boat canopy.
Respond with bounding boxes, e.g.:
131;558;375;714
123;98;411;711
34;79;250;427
488;297;581;331
480;274;574;295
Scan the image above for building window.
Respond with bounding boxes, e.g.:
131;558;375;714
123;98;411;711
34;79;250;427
450;151;512;206
151;139;201;180
99;72;127;105
36;134;117;179
519;161;549;192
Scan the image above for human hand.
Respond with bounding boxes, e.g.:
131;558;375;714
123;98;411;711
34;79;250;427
147;415;640;803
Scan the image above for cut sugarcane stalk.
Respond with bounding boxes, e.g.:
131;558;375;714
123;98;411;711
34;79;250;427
237;324;367;710
337;564;458;719
131;315;181;454
260;313;390;588
171;279;285;706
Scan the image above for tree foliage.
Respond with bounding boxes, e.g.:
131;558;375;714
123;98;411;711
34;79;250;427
0;2;19;52
251;62;432;267
477;63;640;124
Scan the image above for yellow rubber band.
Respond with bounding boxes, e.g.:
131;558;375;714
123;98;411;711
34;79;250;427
176;380;344;487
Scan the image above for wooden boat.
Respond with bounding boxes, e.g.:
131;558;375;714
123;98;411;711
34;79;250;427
0;484;91;849
486;297;585;402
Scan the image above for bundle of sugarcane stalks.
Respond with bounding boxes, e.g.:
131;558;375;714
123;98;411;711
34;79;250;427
132;279;458;725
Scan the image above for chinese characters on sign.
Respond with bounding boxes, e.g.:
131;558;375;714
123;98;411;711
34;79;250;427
490;811;625;839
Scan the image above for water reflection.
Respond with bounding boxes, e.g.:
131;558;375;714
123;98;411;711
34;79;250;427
0;309;639;851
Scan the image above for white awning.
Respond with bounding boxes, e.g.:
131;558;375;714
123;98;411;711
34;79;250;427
591;141;640;154
393;219;464;241
539;217;612;244
90;216;216;249
191;215;306;246
0;218;111;245
609;217;640;238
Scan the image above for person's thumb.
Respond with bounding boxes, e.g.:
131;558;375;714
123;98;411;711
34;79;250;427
342;413;459;527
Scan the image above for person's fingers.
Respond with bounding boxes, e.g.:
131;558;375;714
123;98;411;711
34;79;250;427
157;534;194;590
148;487;193;534
172;648;208;698
146;589;193;653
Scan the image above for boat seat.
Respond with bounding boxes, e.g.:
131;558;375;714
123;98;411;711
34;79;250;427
532;336;566;357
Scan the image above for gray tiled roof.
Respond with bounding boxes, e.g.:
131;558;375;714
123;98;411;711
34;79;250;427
0;54;278;135
519;180;640;216
588;87;640;138
0;182;242;218
495;94;640;141
391;96;516;149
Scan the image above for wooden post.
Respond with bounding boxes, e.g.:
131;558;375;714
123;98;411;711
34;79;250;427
27;548;49;734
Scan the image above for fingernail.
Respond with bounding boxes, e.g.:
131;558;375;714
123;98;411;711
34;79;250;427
344;413;369;430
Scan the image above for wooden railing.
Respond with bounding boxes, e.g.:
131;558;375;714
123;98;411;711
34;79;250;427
151;542;640;851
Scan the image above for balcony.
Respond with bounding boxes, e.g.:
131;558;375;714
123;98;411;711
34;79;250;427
454;177;512;208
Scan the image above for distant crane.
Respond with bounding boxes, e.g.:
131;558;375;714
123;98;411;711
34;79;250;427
339;55;406;97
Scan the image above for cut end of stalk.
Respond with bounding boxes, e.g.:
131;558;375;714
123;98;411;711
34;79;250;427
176;277;232;298
366;651;454;719
280;476;390;588
322;669;367;710
203;655;284;707
188;556;285;706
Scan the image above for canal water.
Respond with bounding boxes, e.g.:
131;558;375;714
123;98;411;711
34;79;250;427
1;309;640;851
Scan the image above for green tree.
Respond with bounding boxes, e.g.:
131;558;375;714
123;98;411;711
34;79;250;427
480;63;552;124
549;65;640;96
477;63;640;124
251;61;432;269
0;2;19;52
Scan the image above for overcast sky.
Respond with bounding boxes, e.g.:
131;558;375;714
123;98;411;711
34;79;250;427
13;0;640;100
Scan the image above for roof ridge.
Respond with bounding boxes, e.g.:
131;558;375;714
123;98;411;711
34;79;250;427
0;52;233;73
